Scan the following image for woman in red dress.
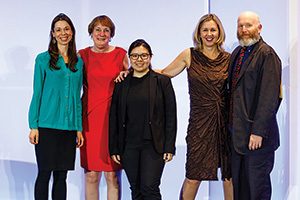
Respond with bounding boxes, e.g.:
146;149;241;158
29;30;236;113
79;15;128;200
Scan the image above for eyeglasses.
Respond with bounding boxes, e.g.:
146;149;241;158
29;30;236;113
129;53;150;60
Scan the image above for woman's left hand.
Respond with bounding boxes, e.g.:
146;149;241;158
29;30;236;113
114;70;129;83
76;131;84;148
163;153;173;162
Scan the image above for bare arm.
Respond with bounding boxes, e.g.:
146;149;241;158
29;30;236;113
122;54;129;70
161;48;191;78
114;55;129;82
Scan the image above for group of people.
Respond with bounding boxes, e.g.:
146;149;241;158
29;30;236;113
28;10;282;200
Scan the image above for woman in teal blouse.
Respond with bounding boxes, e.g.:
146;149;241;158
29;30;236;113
28;13;84;200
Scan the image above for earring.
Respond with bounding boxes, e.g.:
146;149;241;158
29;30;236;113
52;38;56;44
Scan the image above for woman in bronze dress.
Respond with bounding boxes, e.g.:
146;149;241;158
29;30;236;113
161;14;233;200
115;13;232;200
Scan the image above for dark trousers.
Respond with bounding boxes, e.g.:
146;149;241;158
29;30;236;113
34;170;68;200
121;141;165;200
231;149;274;200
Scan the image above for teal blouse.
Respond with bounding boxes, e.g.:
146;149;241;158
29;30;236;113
28;51;83;131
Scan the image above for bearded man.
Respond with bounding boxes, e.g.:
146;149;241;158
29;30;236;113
228;11;282;200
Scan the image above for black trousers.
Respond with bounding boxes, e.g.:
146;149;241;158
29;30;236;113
231;149;275;200
121;141;165;200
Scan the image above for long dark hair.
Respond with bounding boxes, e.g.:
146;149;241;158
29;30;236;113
48;13;78;72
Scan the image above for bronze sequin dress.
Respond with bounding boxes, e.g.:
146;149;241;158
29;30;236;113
185;48;231;181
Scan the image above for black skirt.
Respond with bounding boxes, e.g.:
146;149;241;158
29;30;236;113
35;127;77;171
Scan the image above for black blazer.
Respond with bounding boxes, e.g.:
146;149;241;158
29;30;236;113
228;38;282;155
109;69;177;155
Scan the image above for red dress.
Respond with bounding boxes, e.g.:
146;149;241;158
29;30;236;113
79;47;126;171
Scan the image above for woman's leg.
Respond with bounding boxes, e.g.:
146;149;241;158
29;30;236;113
223;178;233;200
140;143;165;200
104;171;122;200
122;146;143;200
52;170;68;200
85;170;101;200
34;170;52;200
179;178;201;200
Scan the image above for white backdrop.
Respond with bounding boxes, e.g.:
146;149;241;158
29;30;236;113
0;0;298;199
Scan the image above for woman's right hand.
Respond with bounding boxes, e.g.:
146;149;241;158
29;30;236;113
29;129;39;144
114;70;129;83
111;154;121;164
76;131;84;148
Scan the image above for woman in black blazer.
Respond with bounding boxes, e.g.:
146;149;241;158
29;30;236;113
109;39;177;200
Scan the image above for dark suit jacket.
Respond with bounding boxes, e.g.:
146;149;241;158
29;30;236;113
229;38;282;155
109;69;177;155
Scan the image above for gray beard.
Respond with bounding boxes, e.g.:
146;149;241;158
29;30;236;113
239;37;260;47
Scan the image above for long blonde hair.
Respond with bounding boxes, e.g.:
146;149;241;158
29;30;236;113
193;14;225;51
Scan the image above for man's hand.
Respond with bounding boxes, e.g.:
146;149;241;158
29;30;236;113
248;134;263;150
